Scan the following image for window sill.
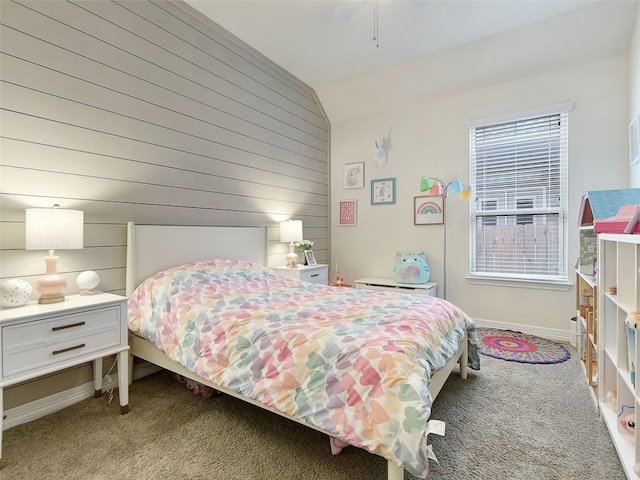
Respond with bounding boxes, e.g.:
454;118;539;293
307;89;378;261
466;275;573;291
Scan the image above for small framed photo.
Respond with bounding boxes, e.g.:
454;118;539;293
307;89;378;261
339;199;357;226
305;250;317;265
414;195;444;225
630;115;640;166
344;162;364;189
371;178;396;205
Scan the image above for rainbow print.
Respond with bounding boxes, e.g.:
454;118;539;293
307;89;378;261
416;201;442;215
415;196;444;225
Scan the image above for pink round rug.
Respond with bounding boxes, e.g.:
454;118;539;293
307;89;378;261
478;328;570;364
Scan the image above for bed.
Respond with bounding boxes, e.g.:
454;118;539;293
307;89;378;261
125;222;479;479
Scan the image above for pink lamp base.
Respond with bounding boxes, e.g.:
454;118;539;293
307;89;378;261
285;242;299;268
36;255;67;304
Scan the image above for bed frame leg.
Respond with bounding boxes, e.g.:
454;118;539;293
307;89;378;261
128;346;134;386
387;460;403;480
460;336;468;380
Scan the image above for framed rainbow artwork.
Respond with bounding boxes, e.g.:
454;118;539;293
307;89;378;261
414;195;444;225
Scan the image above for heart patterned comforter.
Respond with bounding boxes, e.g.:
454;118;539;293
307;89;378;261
128;259;479;477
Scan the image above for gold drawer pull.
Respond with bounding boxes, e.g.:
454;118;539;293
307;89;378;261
52;343;85;355
52;321;86;331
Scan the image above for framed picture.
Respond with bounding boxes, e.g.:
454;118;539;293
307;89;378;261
343;162;364;189
339;199;357;226
630;115;640;166
371;178;396;205
414;195;444;225
305;250;317;265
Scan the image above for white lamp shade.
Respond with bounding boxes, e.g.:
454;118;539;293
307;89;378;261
25;208;84;250
280;220;303;243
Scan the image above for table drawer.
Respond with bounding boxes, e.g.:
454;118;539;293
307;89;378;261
359;284;436;295
300;268;328;284
2;306;121;378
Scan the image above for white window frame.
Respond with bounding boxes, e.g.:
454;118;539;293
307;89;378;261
467;103;573;288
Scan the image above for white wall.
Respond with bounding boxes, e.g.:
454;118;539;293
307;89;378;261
330;55;629;338
631;4;640;188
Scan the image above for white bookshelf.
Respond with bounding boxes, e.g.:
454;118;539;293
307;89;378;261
598;233;640;478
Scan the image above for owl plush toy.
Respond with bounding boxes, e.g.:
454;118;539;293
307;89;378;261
393;252;430;284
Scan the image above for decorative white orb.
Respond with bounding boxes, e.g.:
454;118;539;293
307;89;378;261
1;279;33;308
76;270;100;291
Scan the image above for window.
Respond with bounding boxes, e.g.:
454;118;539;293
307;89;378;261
469;107;569;284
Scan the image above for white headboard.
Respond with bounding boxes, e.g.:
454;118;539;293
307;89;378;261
126;222;268;295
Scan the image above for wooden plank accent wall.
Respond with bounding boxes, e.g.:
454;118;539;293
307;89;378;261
0;0;329;298
0;0;328;409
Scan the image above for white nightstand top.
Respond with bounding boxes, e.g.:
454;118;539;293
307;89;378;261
0;293;127;323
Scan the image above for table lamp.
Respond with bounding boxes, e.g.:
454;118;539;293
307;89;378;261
280;219;303;268
25;205;84;304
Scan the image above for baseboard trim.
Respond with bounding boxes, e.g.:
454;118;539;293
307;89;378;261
473;317;571;343
3;362;161;431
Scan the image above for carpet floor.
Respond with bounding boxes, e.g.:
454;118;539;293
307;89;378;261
0;345;624;479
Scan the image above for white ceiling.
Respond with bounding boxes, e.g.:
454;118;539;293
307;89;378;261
185;0;639;122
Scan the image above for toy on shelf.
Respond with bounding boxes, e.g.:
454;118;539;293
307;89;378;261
619;404;636;434
332;264;352;288
626;311;639;386
626;310;640;329
594;204;640;234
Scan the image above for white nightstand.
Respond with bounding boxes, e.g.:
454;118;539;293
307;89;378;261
0;293;130;458
273;264;329;285
354;277;437;296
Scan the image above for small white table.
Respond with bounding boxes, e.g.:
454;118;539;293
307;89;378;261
0;293;130;459
272;264;329;285
354;277;437;296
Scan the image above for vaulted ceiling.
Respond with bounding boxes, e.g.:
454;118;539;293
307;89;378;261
185;0;639;122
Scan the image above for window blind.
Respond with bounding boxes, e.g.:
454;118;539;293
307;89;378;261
469;111;569;282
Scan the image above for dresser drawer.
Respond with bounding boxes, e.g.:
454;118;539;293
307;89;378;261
273;265;329;285
2;306;121;378
299;268;328;284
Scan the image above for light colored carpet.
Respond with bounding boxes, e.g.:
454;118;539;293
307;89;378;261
0;347;624;479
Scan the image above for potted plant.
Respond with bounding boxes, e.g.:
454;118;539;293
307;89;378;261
294;240;314;264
